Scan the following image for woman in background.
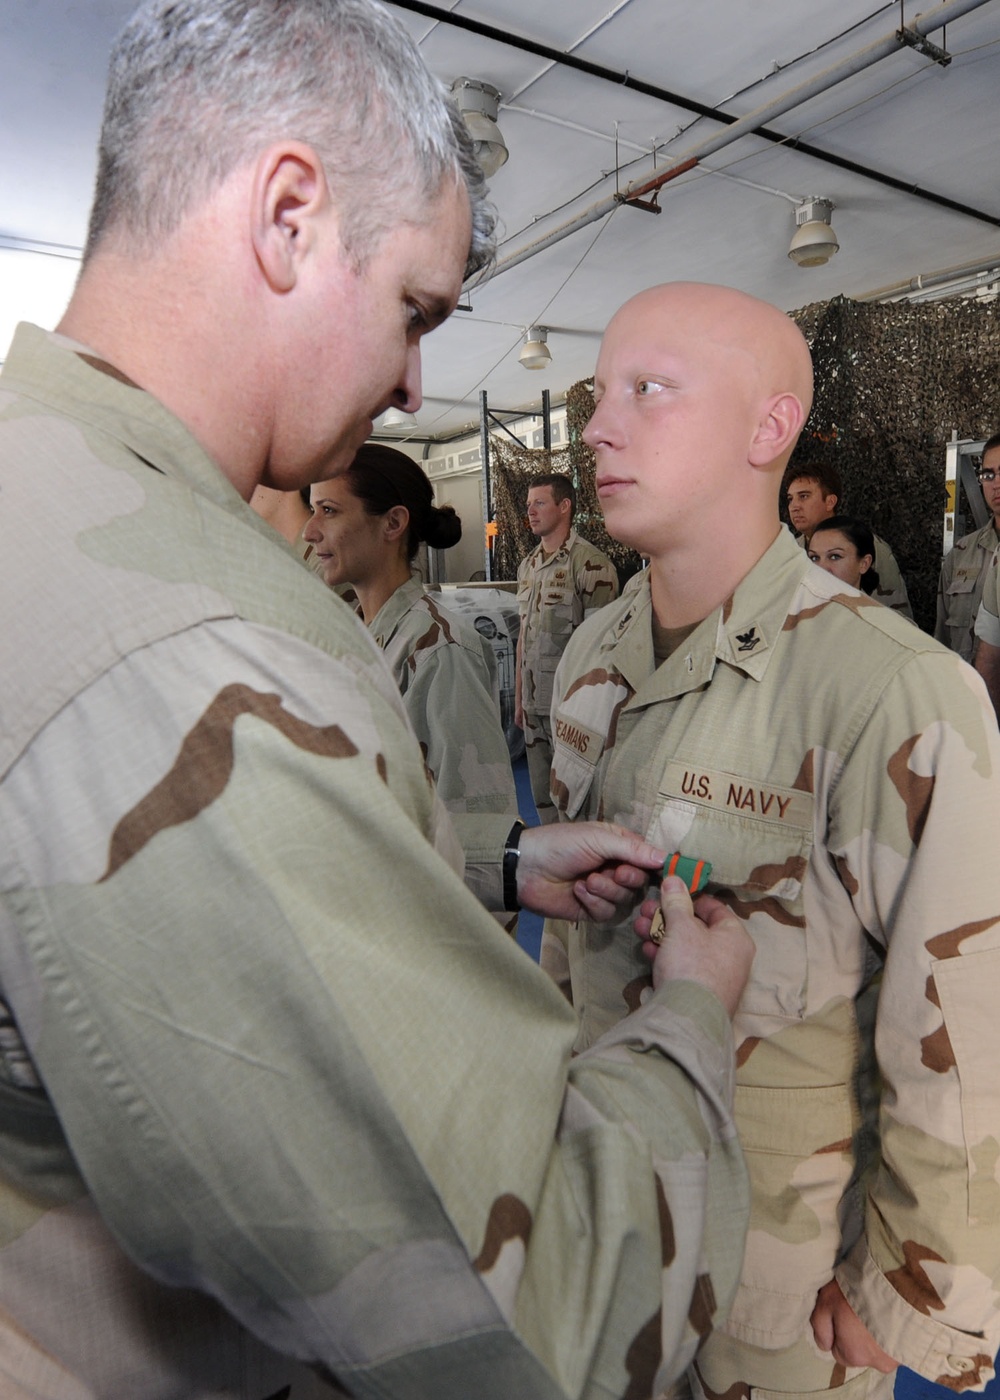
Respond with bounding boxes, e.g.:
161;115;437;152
305;446;519;900
806;514;880;595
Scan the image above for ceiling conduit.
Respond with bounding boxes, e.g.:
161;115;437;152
395;0;1000;234
440;0;998;288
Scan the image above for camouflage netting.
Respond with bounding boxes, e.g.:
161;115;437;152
788;295;1000;631
490;295;1000;632
489;379;644;586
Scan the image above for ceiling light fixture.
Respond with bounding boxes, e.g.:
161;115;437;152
380;407;417;430
450;78;508;177
519;326;551;370
788;197;840;268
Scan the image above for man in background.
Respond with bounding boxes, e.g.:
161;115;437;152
0;3;754;1397
785;461;913;616
551;281;1000;1400
515;472;618;823
937;432;1000;662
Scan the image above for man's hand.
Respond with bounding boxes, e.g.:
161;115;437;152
810;1279;898;1374
516;822;665;922
514;700;524;730
635;877;753;1017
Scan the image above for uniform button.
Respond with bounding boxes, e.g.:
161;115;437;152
948;1356;976;1374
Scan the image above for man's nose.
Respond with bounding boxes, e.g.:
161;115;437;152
394;343;423;414
583;400;617;450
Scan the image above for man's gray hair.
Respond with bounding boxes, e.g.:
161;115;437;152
85;0;495;276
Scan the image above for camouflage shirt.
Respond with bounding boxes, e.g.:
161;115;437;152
0;324;749;1400
552;529;1000;1389
517;529;618;717
937;521;999;662
798;528;913;618
368;575;518;912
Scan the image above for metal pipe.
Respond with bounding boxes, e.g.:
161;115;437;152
462;0;997;288
479;390;492;581
858;253;1000;301
395;0;1000;240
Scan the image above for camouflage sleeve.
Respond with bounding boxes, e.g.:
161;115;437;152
399;633;518;911
934;548;955;645
828;652;1000;1383
517;554;532;617
872;540;914;619
0;617;748;1398
974;546;1000;647
578;553;619;620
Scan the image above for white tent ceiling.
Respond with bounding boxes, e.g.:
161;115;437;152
2;0;998;440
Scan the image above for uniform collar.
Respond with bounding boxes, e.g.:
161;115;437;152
368;573;425;647
601;530;809;703
530;526;578;565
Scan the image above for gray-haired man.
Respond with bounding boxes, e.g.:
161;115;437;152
0;3;754;1397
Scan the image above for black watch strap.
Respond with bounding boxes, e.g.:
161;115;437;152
502;819;526;912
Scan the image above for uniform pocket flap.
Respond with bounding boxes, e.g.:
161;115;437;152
736;1081;856;1157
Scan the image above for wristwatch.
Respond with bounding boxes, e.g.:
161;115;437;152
502;818;526;912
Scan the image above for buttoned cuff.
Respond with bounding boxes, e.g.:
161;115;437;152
836;1239;997;1389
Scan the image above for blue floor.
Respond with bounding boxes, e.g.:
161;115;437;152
513;753;544;962
513;754;998;1399
898;1367;1000;1400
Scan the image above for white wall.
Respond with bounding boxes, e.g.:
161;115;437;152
422;403;571;582
432;473;488;581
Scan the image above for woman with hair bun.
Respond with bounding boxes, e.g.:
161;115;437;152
306;445;518;898
806;514;881;596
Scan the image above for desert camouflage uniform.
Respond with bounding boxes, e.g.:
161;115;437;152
370;575;516;821
938;521;999;661
797;529;913;618
975;537;1000;643
552;529;1000;1399
517;530;618;824
368;575;518;928
869;533;913;617
0;324;749;1400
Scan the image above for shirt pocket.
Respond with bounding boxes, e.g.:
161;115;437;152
945;567;978;597
538;586;576;652
649;766;814;1021
723;1078;859;1349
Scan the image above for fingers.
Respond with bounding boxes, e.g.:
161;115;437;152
810;1300;834;1354
660;872;695;912
572;881;620;923
649;880;754;1015
692;892;737;927
581;822;666;872
809;1281;899;1373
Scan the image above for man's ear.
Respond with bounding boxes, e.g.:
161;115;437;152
748;391;807;469
250;142;329;294
383;505;410;544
